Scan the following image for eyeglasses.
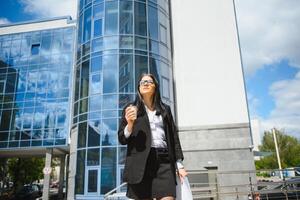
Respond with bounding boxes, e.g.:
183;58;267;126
139;79;154;86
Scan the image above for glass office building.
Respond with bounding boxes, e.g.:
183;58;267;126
0;25;75;149
74;0;174;198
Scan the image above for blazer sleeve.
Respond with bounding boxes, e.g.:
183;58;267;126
118;104;130;145
167;105;184;161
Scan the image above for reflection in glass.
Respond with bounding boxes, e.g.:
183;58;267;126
119;54;134;93
94;19;103;37
134;2;147;36
101;147;116;194
93;3;104;19
103;55;118;93
88;169;98;192
80;60;89;98
88;121;101;147
120;36;133;49
105;1;118;35
148;6;158;39
87;148;100;165
119;1;133;34
90;74;102;94
135;36;147;50
92;38;103;52
91;56;102;73
83;7;92;42
102;95;118;110
103;36;119;50
102;118;117;146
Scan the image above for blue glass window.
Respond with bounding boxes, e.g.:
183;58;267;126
119;54;134;93
102;119;117;146
93;3;104;19
101;147;116;194
83;7;92;42
159;24;167;44
92;38;103;52
148;6;158;39
103;55;118;93
134;2;147;36
105;1;118;35
119;1;133;34
94;19;103;37
91;56;102;73
31;44;40;55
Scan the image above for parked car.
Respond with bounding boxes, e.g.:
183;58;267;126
11;184;42;200
259;178;300;200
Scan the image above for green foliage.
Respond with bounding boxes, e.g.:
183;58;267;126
255;129;300;170
8;157;45;191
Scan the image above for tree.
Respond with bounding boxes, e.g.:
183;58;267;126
8;157;45;192
255;129;300;170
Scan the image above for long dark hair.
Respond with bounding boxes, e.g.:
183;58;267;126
133;73;166;116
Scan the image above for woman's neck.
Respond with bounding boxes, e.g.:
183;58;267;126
143;96;154;111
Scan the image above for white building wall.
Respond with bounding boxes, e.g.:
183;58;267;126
251;119;262;151
171;0;249;127
0;17;74;35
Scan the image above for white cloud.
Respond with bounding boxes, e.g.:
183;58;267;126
260;72;300;137
235;0;300;76
19;0;77;20
0;18;11;25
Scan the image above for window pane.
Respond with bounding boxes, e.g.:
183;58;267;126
92;38;103;52
88;122;100;147
102;95;118;110
89;95;101;111
88;170;98;192
159;24;167;44
87;148;100;165
80;61;89;98
93;3;104;19
119;54;134;93
119;1;133;34
148;6;158;39
94;19;103;37
101;147;116;194
105;1;118;35
120;36;133;49
91;56;102;73
134;2;147;36
135;36;147;50
90;74;102;94
103;55;118;93
102;118;117;146
31;44;40;55
83;7;92;42
103;36;118;50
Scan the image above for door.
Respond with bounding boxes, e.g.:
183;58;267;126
85;167;100;195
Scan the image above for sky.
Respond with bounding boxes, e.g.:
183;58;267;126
0;0;299;138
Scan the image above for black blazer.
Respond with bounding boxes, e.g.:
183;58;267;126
118;103;184;184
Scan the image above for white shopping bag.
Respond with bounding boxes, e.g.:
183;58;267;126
176;176;193;200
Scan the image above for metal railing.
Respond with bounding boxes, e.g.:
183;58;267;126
104;168;300;200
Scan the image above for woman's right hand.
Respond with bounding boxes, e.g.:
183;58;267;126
125;105;137;133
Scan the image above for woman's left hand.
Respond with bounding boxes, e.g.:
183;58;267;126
177;168;188;184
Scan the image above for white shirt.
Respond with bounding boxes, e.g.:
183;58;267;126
123;106;184;169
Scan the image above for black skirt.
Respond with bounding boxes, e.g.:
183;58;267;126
127;148;176;199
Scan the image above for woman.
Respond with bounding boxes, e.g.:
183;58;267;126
118;74;188;200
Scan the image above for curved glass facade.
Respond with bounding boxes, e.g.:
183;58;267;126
0;27;74;149
74;0;174;197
